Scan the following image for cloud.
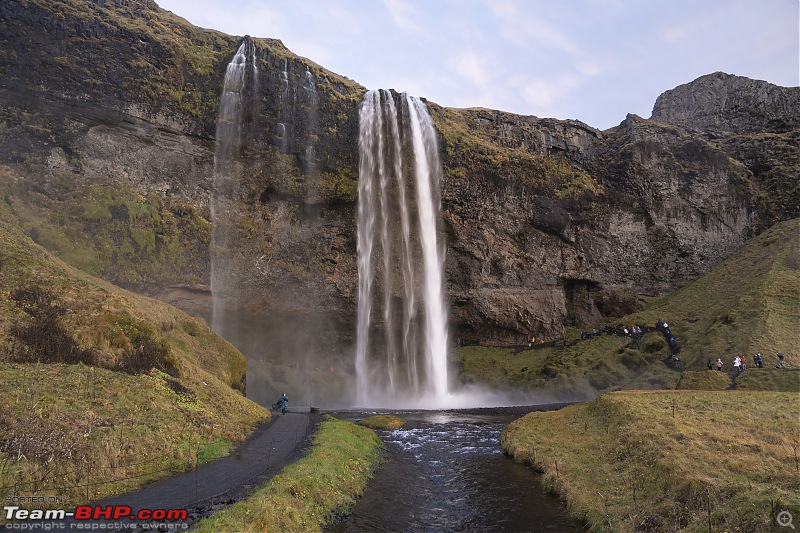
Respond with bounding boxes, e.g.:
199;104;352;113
520;76;579;115
451;50;491;88
382;0;421;32
486;0;582;56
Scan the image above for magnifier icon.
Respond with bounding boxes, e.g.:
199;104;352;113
778;511;795;529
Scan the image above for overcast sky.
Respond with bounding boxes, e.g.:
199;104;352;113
156;0;798;131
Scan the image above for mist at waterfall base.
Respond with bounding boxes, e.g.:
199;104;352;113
210;40;354;408
352;89;546;410
209;45;565;410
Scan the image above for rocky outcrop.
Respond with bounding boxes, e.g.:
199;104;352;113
650;72;800;221
651;72;800;135
0;0;795;350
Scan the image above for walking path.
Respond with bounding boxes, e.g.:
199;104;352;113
30;411;317;530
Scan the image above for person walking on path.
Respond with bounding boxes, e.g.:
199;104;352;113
716;358;724;371
274;392;289;414
776;352;786;369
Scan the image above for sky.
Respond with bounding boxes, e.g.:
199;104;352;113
155;0;799;130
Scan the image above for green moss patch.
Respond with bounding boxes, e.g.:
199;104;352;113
358;415;405;430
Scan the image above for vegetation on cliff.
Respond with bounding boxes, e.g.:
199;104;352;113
456;218;798;396
0;165;212;286
0;213;267;507
501;390;800;532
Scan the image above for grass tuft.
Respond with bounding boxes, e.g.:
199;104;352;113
358;415;405;430
192;417;383;533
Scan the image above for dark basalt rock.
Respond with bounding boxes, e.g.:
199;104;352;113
0;0;797;347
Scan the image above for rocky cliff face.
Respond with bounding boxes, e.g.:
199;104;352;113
0;0;796;351
651;72;800;135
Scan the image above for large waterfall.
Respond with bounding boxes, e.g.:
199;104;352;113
210;40;257;335
355;89;449;407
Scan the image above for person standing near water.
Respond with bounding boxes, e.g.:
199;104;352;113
273;392;289;414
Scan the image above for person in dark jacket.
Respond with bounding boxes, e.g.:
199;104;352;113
273;393;289;414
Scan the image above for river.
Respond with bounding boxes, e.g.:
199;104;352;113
326;407;585;533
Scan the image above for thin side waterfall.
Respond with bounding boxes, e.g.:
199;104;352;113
210;40;257;335
278;59;289;153
355;89;449;407
303;66;318;175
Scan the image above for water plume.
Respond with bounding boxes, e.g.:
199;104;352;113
355;89;449;407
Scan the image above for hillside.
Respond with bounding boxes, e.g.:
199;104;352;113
501;390;800;532
0;197;267;506
456;218;799;397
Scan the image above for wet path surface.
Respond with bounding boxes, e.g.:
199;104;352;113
327;407;584;533
28;411;316;530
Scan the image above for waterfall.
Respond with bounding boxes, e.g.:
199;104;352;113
210;40;257;336
355;89;449;407
303;66;318;175
278;59;289;153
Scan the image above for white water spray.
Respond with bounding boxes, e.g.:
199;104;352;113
355;89;449;407
210;40;257;335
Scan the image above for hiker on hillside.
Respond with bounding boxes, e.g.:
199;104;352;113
707;359;713;370
755;353;763;368
733;356;741;372
740;355;747;371
273;392;289;414
716;358;724;371
776;352;785;369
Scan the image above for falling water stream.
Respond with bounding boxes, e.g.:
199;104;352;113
356;90;449;407
211;40;256;336
207;43;581;531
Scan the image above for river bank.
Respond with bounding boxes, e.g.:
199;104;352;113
501;389;800;532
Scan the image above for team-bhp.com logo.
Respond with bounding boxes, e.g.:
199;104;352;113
4;505;188;524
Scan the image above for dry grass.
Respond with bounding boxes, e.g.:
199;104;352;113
501;390;800;532
676;371;733;390
0;220;267;510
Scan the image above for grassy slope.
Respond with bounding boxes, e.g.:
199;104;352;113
501;391;800;533
193;417;383;533
643;218;800;370
0;215;268;507
457;218;800;397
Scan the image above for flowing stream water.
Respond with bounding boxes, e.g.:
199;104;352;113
326;408;584;533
